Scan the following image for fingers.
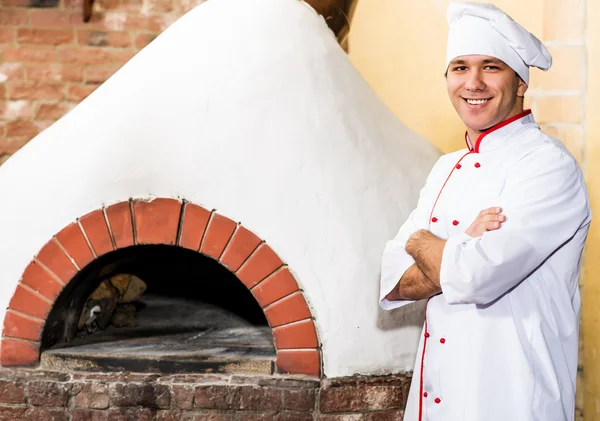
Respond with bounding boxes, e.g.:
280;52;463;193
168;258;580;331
484;221;502;231
478;207;503;216
480;213;506;224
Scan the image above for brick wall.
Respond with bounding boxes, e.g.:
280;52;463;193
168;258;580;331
0;0;204;166
525;2;587;420
0;368;411;420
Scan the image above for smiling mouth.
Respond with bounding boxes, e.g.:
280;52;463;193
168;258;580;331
464;98;491;105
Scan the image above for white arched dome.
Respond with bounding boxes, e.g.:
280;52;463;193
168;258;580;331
0;0;440;377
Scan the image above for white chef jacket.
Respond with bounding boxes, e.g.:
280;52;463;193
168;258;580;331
380;111;591;421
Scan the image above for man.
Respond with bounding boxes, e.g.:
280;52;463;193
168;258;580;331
380;3;591;421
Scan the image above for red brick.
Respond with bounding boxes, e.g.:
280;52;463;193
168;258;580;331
134;33;156;49
171;385;194;410
238;414;275;421
283;388;316;411
78;30;132;48
318;416;364;421
364;412;404;421
20;260;64;301
220;226;262;272
55;222;95;269
8;285;52;319
251;268;299;308
71;410;109;421
36;239;78;283
27;64;83;83
109;383;171;408
200;213;237;260
190;414;235;421
29;10;82;27
36;103;72;120
194;385;282;411
9;83;64;101
0;407;28;420
276;414;313;421
0;28;14;44
3;47;57;63
179;203;211;251
26;408;69;421
3;310;43;341
0;63;25;81
62;0;83;9
275;349;320;377
0;100;34;120
133;198;181;245
0;338;40;366
143;0;172;13
107;408;155;421
319;386;403;413
273;319;318;349
85;66;120;84
105;202;134;249
0;138;28;155
29;381;70;407
58;47;134;65
236;244;284;288
0;9;28;26
17;29;74;45
122;15;164;32
67;84;98;102
264;292;312;327
5;121;43;138
0;379;26;403
79;209;114;256
72;382;109;409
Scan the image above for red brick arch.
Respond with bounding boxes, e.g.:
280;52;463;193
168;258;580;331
1;198;321;377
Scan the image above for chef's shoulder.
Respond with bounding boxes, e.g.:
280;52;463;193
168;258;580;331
515;128;583;177
509;129;587;202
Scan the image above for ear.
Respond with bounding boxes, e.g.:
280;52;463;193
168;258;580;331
517;77;528;97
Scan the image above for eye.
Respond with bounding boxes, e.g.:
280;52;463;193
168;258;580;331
452;66;468;72
484;65;501;70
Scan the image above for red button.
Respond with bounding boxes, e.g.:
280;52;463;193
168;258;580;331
423;392;428;398
455;163;462;169
452;220;459;226
435;398;441;404
425;332;430;338
475;162;481;168
440;338;446;344
431;217;438;223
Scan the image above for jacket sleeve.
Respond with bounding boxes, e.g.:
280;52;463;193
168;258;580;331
440;149;590;305
380;157;444;310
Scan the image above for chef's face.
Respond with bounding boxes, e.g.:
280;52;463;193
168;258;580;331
446;55;528;137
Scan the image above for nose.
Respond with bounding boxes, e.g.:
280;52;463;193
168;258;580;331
464;69;485;92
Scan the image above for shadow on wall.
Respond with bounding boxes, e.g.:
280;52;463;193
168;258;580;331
376;301;425;331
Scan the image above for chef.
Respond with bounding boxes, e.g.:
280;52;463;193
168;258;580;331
380;2;591;421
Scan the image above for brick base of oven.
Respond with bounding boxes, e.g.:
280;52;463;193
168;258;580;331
0;369;412;421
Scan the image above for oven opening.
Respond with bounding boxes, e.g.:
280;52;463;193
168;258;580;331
40;244;274;374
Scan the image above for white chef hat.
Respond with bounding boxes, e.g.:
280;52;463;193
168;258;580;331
445;2;552;84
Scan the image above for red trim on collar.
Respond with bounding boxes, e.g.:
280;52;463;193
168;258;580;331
464;109;532;153
464;132;471;151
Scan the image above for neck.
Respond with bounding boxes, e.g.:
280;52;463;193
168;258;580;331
467;104;525;144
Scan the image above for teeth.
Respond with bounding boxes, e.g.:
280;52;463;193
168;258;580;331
467;99;489;105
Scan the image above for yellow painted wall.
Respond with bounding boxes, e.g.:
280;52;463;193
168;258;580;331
348;0;593;419
584;0;600;420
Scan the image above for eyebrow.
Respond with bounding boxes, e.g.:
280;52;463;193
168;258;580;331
449;58;505;66
482;58;504;65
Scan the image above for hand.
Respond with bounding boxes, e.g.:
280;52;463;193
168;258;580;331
465;207;506;238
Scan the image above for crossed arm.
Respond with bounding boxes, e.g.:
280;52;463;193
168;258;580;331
385;208;505;301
